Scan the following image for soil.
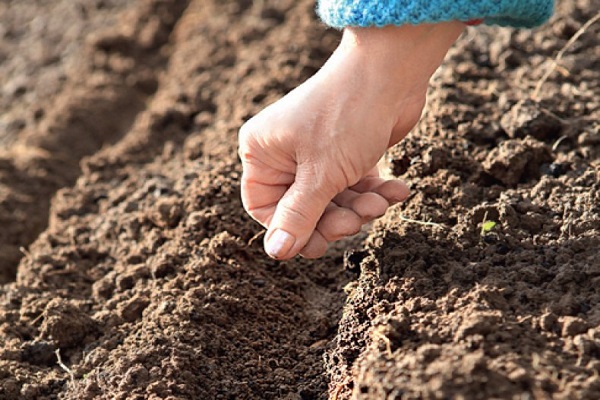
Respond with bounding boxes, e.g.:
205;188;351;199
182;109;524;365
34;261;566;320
0;0;598;399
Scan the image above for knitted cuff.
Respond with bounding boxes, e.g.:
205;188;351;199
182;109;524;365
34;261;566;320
317;0;554;29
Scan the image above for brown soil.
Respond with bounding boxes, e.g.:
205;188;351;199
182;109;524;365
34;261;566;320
0;0;598;399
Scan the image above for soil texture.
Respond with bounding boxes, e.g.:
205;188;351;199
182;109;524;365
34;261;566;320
0;0;598;399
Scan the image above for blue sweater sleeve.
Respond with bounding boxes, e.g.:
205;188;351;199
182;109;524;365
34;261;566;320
317;0;554;29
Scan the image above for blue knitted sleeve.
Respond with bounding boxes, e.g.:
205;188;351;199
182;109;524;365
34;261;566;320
317;0;554;29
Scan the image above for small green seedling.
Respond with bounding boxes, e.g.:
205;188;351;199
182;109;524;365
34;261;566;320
481;220;497;234
479;211;499;241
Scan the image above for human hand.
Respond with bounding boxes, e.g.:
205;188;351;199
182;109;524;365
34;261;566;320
239;22;465;260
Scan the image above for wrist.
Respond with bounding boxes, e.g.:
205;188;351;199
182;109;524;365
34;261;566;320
336;22;464;92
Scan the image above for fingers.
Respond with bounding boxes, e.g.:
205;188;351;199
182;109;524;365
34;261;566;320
263;164;339;260
240;147;303;229
247;175;410;260
299;230;328;259
333;190;389;221
334;177;410;225
240;180;286;227
350;177;410;205
245;170;410;260
300;204;363;259
316;204;362;242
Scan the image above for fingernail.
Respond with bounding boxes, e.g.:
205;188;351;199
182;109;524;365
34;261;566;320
265;229;295;259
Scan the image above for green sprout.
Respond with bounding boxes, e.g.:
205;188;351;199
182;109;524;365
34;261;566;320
481;220;497;233
480;211;499;240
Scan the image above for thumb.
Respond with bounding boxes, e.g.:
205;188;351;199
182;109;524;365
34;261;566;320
264;165;339;260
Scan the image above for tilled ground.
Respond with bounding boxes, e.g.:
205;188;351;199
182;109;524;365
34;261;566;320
0;0;598;399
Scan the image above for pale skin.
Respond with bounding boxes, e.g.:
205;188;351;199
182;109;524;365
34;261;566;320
238;21;466;260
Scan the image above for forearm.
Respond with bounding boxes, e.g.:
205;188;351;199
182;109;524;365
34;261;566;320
318;21;464;136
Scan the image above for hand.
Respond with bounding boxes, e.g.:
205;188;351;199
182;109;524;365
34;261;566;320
239;22;465;260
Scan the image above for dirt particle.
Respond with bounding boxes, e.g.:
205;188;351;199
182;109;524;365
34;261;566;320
542;162;570;178
539;312;559;332
500;100;562;141
92;276;116;300
415;344;442;363
145;379;165;394
573;335;597;356
118;295;150;322
19;383;44;399
39;299;97;348
482;137;552;186
20;340;56;366
561;316;589;337
455;311;502;340
150;197;183;228
578;131;600;146
507;365;529;383
150;255;177;278
183;134;205;160
122;364;150;387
